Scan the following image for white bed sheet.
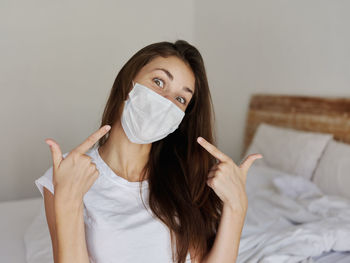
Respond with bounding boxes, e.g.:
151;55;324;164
313;251;350;263
238;164;350;263
0;197;42;263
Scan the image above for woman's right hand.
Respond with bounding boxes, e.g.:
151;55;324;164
44;125;111;205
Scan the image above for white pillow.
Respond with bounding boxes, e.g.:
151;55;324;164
23;201;53;263
312;139;350;199
272;174;323;199
244;123;333;180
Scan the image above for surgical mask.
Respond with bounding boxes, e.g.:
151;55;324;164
120;81;185;144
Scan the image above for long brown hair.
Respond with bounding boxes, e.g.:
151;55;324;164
95;40;223;263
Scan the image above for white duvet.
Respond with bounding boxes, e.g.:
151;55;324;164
237;165;350;263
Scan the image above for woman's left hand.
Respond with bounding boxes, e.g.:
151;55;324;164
197;136;263;214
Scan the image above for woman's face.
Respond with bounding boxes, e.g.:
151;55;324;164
132;56;195;112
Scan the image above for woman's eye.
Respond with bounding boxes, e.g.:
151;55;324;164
153;78;164;88
176;96;186;105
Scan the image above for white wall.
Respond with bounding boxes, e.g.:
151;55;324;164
2;0;350;201
0;0;195;201
194;0;350;164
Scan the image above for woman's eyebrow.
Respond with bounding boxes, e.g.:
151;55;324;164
153;67;194;95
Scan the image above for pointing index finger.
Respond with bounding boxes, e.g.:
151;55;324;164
197;137;231;163
74;125;111;154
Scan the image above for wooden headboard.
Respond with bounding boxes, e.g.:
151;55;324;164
241;94;350;158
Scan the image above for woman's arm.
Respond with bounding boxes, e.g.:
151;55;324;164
54;195;90;263
44;126;110;262
43;188;59;262
201;204;246;263
195;137;262;263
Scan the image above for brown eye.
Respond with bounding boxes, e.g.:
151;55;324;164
153;78;164;88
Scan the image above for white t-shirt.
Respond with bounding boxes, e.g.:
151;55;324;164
35;144;192;263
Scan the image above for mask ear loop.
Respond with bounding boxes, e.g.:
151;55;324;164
126;80;135;101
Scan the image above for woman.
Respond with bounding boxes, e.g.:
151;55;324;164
36;40;262;263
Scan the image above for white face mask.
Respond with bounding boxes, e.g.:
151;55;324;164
120;81;185;144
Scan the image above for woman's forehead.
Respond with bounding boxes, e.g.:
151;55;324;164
145;56;189;73
144;57;195;88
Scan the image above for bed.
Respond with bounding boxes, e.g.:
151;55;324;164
1;93;350;263
238;94;350;262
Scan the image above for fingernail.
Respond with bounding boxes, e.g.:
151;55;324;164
197;137;203;143
105;125;111;131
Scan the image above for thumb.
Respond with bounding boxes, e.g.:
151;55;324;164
45;138;63;171
239;153;263;175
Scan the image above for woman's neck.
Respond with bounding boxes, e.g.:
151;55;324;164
97;120;151;182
